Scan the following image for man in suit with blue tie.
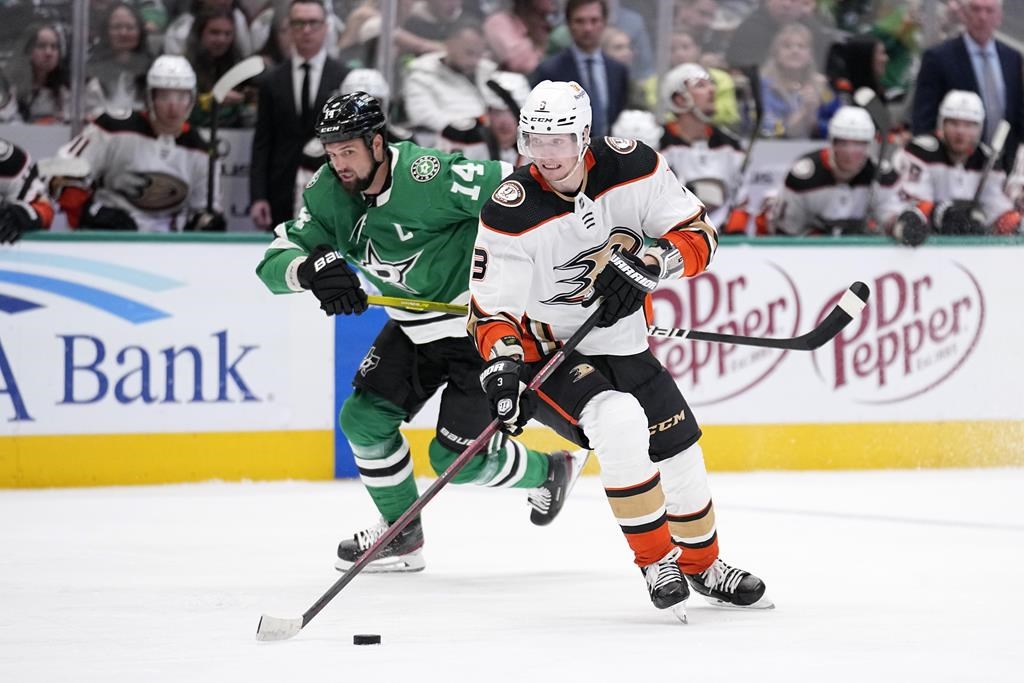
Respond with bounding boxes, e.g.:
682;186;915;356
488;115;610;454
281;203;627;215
911;0;1023;169
530;0;630;139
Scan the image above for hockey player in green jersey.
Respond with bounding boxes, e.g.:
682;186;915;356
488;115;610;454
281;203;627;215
256;92;588;573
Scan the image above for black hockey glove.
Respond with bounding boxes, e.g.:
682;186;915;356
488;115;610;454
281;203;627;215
582;248;660;328
297;244;368;316
0;201;42;244
183;210;226;232
80;201;138;231
933;200;986;235
891;208;930;247
479;357;535;436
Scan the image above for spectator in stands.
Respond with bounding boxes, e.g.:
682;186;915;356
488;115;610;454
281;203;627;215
164;0;254;56
602;26;650;109
758;22;838;139
828;34;889;103
403;19;494;141
404;0;467;42
433;69;530;163
608;0;654;80
252;1;342;57
483;0;554;75
673;0;728;68
86;3;153;115
0;68;18;122
90;0;168;46
255;8;293;67
870;0;921;96
250;0;347;229
670;29;741;130
9;24;70;124
187;7;254;127
911;0;1023;168
725;0;831;70
337;0;444;65
531;0;629;139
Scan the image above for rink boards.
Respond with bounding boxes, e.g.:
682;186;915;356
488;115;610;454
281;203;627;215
1;234;1022;487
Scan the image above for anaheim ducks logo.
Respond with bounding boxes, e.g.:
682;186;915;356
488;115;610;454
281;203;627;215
492;180;525;207
541;227;643;306
569;363;595;383
605;136;637;154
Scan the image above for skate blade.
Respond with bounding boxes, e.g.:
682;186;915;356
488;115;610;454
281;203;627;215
702;594;775;610
671;602;688;624
334;550;425;574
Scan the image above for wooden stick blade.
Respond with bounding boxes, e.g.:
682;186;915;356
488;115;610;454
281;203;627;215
213;55;266;103
255;615;303;641
991;119;1011;155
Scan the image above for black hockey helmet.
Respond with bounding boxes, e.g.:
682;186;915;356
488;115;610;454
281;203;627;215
316;91;387;147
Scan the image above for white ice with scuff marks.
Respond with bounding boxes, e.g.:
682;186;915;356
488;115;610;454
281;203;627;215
1;469;1022;681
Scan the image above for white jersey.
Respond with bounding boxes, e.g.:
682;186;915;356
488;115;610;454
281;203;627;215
58;111;217;232
469;137;716;360
769;148;902;235
660;122;746;229
892;134;1014;226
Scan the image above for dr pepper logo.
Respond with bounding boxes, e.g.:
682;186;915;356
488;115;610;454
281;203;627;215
812;264;984;403
649;263;800;405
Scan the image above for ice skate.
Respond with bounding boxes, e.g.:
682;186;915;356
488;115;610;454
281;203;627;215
641;546;689;623
335;517;425;573
685;558;774;609
528;449;589;526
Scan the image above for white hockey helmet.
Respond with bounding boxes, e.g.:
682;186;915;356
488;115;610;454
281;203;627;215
611;109;661;149
483;71;531;112
938;89;985;127
342;68;390;109
147;55;197;93
661;63;712;114
518;80;592;160
827;106;875;142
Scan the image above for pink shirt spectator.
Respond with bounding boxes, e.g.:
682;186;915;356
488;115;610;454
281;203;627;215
484;11;546;74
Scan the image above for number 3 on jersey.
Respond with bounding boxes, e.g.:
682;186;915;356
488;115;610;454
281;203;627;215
472;247;488;280
451;162;485;201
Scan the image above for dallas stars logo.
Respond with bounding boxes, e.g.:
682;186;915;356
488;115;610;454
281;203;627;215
361;241;422;294
410;155;440;182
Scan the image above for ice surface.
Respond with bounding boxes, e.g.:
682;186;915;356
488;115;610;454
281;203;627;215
1;469;1022;682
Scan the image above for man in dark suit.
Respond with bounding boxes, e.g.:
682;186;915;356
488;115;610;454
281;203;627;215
530;0;629;139
911;0;1023;167
250;0;347;229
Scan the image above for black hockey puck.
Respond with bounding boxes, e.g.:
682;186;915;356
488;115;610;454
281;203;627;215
353;634;381;645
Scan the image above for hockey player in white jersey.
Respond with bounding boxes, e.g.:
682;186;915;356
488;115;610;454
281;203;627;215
469;80;770;620
659;64;751;234
0;139;54;243
52;56;224;233
767;105;902;237
890;90;1021;245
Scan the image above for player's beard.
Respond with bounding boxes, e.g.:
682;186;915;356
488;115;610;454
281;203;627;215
340;171;373;194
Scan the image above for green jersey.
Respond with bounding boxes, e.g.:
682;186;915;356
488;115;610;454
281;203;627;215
256;141;512;343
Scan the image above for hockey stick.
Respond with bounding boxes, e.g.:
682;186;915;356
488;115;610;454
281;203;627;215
367;294;467;315
853;87;892;232
649;281;869;350
721;65;763;232
256;304;607;641
206;56;266;213
971;119;1010;207
368;281;871;351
